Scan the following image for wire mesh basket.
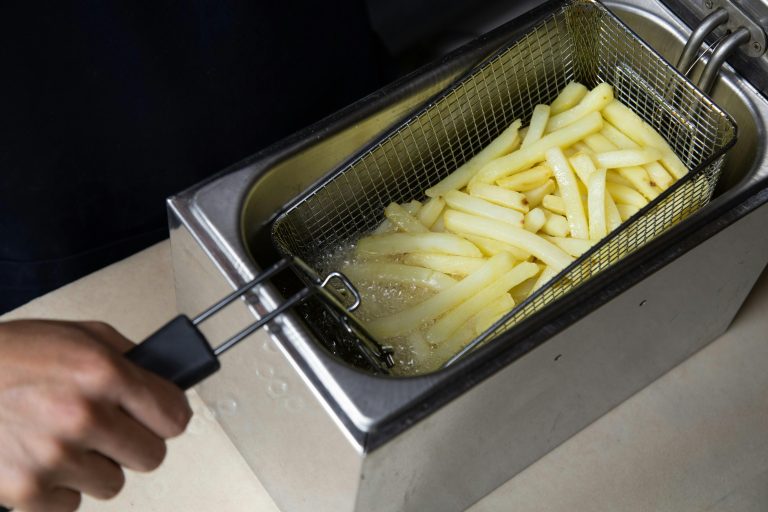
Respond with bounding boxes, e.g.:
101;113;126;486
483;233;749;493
271;0;737;372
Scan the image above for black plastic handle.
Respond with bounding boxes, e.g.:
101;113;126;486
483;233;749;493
125;315;220;390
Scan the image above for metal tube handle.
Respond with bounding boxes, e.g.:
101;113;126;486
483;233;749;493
698;27;751;94
676;8;729;74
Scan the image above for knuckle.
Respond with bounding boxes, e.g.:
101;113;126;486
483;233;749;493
38;439;68;468
76;351;123;391
10;471;45;503
59;396;99;436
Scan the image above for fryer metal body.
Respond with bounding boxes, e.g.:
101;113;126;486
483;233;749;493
167;0;768;510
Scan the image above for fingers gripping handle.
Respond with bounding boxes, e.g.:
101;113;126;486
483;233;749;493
126;316;220;390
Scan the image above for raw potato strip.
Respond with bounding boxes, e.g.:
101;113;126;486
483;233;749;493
542;235;594;257
541;212;569;237
403;253;485;277
522;179;556;207
474;111;604;184
546;147;589;239
467;182;529;213
462;234;531;261
587;168;608;240
601;123;674;190
356;232;482;257
606;182;648;208
444;190;524;227
365;253;515;339
417;197;445;228
384;202;429;233
373;200;422;234
593;148;662;168
342;262;457;291
496;165;552;191
444;210;573;270
524;207;547;233
604;192;623;232
545;83;614;133
584;134;661;200
425;120;522;198
542;194;566;216
569;153;598;186
617;203;641;221
533;265;559;291
550;82;588;114
426;262;539;343
602;100;688;178
473;294;516;334
521;104;550;148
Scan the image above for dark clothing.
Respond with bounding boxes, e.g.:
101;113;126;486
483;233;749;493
0;2;382;312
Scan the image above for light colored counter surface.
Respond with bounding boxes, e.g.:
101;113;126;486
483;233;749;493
3;241;767;511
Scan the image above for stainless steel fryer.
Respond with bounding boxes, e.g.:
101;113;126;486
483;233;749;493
270;0;736;371
167;0;768;510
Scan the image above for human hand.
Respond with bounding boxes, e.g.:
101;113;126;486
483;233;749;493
0;320;192;512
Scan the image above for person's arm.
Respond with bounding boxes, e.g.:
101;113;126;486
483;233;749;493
0;320;191;512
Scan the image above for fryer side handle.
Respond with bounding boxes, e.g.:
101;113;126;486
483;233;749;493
126;315;220;390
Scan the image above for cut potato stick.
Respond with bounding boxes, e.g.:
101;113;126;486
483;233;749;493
542;194;566;216
605;169;632;186
550;81;588;115
643;160;674;190
403;253;486;277
474;294;516;334
444;190;524;227
569;152;597;185
602;100;688;178
462;234;531;261
533;265;559;291
546;147;589;239
431;212;446;232
366;253;515;338
445;210;573;270
617;203;641;221
541;211;570;237
604;191;623;232
541;235;594;257
497;165;553;191
417;197;445;228
522;178;556;207
521;104;551;148
426;262;538;343
616;166;661;200
584;133;661;198
606;182;649;208
587;168;607;240
357;232;482;257
384;202;429;233
545;83;614;133
474;111;603;184
426;120;522;197
342;262;456;291
593;148;663;169
524;207;547;233
372;219;394;234
467;182;529;213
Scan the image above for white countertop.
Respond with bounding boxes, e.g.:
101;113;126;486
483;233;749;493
3;241;767;511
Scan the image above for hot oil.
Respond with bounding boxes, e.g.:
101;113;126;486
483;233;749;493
317;241;449;376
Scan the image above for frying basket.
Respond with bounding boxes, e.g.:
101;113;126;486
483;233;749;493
271;0;737;372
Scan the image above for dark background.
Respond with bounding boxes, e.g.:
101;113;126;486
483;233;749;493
0;0;542;312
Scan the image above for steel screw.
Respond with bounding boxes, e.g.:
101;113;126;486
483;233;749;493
704;0;713;8
753;41;763;53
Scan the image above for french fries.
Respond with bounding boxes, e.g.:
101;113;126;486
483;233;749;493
340;81;688;373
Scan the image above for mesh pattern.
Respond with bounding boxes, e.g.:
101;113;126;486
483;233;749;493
271;0;736;364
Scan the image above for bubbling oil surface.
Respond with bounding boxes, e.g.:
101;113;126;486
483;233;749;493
316;242;451;376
